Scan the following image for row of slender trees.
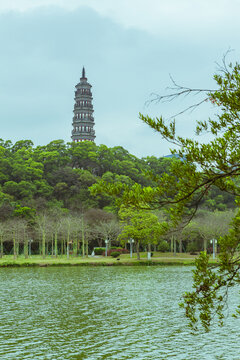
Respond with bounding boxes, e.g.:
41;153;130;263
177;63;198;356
0;212;121;259
0;208;235;259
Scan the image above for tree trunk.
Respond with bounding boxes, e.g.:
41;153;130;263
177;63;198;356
82;219;85;257
0;235;3;258
136;241;140;260
13;231;16;260
29;240;32;257
73;235;77;257
39;239;42;256
204;238;207;253
67;226;70;259
42;230;46;259
65;236;67;256
77;235;80;255
171;236;174;253
61;238;64;256
86;238;88;257
174;237;176;256
16;239;19;258
67;242;69;259
76;235;79;256
54;232;58;257
179;238;182;253
24;231;28;259
51;234;54;257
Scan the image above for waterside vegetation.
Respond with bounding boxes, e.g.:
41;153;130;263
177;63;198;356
0;252;211;267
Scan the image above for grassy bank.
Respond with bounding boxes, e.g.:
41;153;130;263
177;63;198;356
0;252;217;267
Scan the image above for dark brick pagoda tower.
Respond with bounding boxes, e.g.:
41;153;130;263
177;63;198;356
71;67;96;142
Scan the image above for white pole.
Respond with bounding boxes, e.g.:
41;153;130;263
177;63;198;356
105;240;108;257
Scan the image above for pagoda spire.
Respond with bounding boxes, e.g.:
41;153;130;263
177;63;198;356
82;66;86;79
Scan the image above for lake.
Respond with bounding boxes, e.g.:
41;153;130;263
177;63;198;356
0;266;239;360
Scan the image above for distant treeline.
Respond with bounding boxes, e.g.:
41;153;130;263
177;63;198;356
0;138;235;220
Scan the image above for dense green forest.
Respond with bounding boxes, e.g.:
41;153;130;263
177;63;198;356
0;138;236;257
0;138;235;213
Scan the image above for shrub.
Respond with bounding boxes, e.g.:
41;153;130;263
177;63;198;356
110;251;121;258
186;242;199;255
94;247;105;255
157;240;169;252
107;248;129;256
118;248;129;254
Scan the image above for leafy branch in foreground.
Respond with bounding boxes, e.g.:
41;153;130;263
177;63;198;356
181;209;240;331
90;58;240;330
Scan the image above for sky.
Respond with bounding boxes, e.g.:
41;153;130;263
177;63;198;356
0;0;240;158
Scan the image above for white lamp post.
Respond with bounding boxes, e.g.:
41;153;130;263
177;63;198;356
210;238;217;259
147;249;151;260
105;239;109;257
128;238;134;258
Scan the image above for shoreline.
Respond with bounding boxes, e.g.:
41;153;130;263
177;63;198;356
0;261;195;267
0;254;217;267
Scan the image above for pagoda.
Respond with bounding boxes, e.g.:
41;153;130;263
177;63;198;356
71;67;96;142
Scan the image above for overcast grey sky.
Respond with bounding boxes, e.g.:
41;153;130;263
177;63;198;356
0;0;239;157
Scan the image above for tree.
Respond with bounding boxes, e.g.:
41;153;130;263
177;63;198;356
6;218;25;259
91;58;240;329
61;216;76;259
84;208;115;248
0;222;7;257
118;207;162;259
84;208;114;225
142;60;240;330
11;140;33;153
0;201;14;221
94;218;121;248
68;141;97;170
35;214;51;259
193;210;234;252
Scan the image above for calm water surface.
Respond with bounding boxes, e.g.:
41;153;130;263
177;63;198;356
0;266;239;360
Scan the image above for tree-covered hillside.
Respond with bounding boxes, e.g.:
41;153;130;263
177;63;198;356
0;139;235;219
0;139;175;216
0;138;236;259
